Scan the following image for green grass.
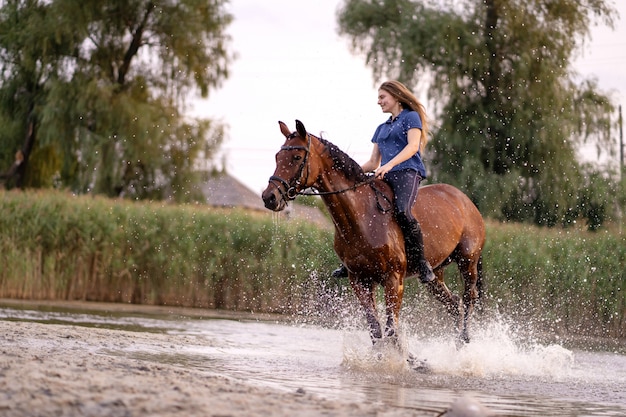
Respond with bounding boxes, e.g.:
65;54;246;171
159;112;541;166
0;189;336;312
481;221;625;338
1;189;624;338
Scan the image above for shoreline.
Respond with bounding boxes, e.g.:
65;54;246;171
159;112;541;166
1;318;402;417
0;298;288;322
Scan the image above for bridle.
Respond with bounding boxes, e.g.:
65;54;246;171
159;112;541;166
268;132;312;202
268;132;392;212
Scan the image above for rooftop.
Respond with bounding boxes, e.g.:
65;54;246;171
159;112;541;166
199;172;331;228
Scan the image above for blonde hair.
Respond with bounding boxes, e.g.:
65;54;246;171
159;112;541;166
379;80;429;152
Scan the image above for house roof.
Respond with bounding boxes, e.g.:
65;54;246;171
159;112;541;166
200;173;331;228
201;172;267;211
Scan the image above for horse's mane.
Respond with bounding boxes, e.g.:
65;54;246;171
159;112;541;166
316;135;370;183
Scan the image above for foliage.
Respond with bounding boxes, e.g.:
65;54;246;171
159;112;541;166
482;220;626;341
337;0;620;228
0;190;624;339
0;0;233;200
0;189;337;312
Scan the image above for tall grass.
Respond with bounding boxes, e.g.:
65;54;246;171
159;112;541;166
0;189;336;312
1;189;624;338
483;221;625;339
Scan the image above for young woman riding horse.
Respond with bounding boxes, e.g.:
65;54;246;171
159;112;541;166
332;80;435;284
262;118;485;346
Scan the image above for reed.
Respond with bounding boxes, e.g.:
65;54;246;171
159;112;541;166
0;189;336;312
482;221;625;339
0;189;624;338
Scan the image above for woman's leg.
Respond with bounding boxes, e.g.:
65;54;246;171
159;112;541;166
385;170;435;283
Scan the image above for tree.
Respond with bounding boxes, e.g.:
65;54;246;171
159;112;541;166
337;0;618;227
0;0;233;200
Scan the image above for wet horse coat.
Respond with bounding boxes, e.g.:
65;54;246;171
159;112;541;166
262;120;485;344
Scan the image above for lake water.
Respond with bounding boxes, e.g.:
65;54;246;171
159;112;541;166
1;301;625;416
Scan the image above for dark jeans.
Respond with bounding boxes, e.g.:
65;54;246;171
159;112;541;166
383;169;422;224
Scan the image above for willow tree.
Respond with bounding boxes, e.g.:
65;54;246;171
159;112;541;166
337;0;617;226
0;0;233;200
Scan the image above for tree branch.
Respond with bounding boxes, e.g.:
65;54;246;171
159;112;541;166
117;1;155;86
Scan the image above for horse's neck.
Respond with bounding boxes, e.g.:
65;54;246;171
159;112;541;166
321;193;359;222
316;173;374;234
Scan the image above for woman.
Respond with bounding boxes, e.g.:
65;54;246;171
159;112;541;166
332;80;436;283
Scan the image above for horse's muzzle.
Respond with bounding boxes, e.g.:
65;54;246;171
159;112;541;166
261;184;286;211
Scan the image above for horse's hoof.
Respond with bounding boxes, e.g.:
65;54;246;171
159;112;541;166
384;327;397;339
409;358;431;373
407;353;431;373
455;333;470;349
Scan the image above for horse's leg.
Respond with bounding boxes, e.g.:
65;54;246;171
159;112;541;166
382;273;404;343
425;268;462;319
458;257;481;344
349;277;382;342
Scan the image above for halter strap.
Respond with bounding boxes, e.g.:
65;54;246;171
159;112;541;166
280;145;308;151
267;133;311;201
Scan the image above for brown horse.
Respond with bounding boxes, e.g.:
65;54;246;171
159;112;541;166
262;120;486;345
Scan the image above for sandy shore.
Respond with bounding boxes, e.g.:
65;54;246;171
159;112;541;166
0;316;426;417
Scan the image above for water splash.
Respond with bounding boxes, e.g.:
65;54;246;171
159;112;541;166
342;331;409;373
339;317;575;381
410;319;574;379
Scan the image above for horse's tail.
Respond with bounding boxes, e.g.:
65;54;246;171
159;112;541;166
475;255;485;311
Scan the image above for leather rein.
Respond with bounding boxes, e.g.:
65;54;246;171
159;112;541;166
268;132;392;213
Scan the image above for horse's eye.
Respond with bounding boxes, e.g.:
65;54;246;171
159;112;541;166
293;155;302;161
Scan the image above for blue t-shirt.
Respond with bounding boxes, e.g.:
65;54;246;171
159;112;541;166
371;109;427;177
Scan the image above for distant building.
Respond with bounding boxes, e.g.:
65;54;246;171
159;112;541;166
199;172;331;228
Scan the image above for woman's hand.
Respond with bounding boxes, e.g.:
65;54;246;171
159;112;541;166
374;163;393;179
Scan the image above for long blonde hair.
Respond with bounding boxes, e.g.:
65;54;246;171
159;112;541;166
379;80;429;152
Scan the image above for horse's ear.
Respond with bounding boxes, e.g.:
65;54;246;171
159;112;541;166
295;120;307;138
278;121;291;138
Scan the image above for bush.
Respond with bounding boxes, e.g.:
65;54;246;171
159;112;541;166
1;189;624;339
0;189;336;313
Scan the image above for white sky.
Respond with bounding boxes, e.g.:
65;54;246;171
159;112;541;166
193;0;626;193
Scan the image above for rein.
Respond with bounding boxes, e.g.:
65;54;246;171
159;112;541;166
295;175;374;196
297;175;393;214
269;132;393;214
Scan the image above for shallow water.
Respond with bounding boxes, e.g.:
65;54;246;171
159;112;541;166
1;302;625;416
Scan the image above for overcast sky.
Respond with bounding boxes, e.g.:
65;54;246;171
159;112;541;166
194;0;626;193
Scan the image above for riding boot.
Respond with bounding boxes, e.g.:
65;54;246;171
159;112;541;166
331;264;348;278
398;217;436;283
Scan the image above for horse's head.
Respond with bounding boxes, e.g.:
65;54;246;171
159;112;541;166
262;120;317;211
